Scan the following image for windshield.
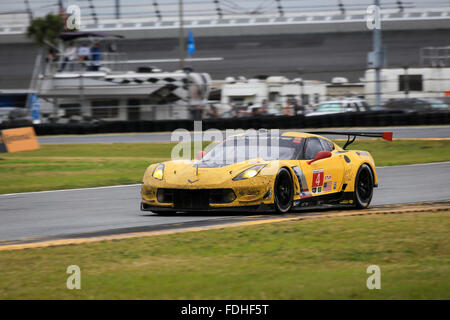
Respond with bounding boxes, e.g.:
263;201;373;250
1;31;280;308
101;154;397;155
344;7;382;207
431;103;448;109
316;103;344;112
201;136;301;165
426;100;449;109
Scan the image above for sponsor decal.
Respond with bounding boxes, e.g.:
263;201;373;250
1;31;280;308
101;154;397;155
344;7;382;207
333;181;337;190
323;182;332;192
324;174;332;181
312;187;317;194
317;186;322;193
0;127;39;153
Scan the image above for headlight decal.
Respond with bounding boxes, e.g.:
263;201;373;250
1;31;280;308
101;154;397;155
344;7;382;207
232;164;266;181
152;164;165;180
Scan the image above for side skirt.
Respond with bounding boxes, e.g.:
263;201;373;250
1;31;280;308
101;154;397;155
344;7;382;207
294;192;355;207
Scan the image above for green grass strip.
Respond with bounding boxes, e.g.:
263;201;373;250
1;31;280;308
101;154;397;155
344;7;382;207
0;210;448;299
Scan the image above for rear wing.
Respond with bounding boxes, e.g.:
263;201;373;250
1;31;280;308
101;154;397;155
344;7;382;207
308;131;393;149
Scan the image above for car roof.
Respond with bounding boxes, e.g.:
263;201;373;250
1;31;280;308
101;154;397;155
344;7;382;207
281;131;329;140
229;131;326;139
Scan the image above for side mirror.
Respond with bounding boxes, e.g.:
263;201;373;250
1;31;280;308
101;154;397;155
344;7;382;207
307;150;332;165
196;150;206;160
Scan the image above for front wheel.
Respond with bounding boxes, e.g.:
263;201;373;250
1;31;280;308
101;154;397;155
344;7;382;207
353;164;374;209
274;168;294;213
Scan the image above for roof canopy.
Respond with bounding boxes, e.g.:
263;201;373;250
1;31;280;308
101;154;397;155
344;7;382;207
59;32;124;42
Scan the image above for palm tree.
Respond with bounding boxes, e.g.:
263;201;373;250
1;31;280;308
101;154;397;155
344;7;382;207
26;13;64;47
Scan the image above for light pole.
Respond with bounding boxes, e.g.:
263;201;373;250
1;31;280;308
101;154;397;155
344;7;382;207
403;65;409;98
115;0;120;19
296;68;304;108
294;77;304;115
373;0;382;108
178;0;185;70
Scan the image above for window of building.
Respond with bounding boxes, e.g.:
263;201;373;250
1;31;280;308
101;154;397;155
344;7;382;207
301;94;310;105
399;74;423;91
313;93;320;104
228;96;246;106
269;92;280;102
59;103;81;116
91;100;119;118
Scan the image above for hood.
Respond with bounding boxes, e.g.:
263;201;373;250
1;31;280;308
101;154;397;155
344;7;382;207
162;159;267;187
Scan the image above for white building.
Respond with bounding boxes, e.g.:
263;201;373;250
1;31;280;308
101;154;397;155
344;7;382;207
220;76;327;112
365;67;450;104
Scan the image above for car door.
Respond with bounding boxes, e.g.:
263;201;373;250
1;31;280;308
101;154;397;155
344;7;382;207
297;137;346;197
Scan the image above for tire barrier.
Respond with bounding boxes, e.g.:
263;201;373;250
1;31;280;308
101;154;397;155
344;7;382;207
0;111;449;135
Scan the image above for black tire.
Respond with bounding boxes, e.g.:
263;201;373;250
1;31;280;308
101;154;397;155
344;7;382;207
353;164;374;209
274;168;294;213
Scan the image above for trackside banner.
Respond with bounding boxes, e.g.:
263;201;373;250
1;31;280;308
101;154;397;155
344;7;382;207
0;127;39;153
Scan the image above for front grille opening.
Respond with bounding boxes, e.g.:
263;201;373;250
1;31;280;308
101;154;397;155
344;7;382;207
157;189;236;209
209;189;236;203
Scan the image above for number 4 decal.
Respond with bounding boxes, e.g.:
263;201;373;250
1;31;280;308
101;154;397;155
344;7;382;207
312;169;324;188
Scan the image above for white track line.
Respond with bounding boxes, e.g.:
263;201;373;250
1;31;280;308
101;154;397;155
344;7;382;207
0;184;141;197
376;161;450;169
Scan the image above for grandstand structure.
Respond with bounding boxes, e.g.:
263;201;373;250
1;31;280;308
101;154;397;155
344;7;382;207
1;0;450;39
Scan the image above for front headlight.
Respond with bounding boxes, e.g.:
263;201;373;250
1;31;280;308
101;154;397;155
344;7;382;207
152;164;164;180
233;164;266;181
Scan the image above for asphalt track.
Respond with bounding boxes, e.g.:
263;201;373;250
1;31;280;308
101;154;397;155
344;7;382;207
37;126;450;144
0;162;449;243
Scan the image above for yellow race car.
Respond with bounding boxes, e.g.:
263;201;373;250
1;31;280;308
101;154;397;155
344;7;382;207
141;131;393;214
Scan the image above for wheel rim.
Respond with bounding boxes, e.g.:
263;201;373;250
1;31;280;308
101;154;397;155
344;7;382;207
275;170;292;210
357;168;372;201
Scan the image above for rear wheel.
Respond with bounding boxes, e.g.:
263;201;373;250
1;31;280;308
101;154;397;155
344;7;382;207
274;168;294;213
353;164;374;209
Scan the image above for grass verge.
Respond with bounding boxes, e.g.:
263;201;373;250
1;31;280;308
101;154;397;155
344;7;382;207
0;210;448;299
0;139;449;194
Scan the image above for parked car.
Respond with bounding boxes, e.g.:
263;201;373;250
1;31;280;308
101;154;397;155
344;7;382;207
306;98;370;117
382;98;450;113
